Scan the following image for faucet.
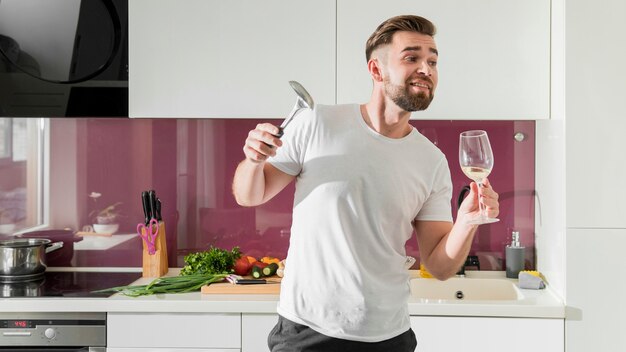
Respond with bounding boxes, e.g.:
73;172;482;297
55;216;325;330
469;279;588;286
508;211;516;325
456;255;480;277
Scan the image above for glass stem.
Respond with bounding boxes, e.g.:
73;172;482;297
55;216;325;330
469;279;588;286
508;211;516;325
477;181;486;218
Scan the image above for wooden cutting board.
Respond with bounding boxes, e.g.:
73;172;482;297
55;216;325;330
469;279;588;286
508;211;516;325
201;277;281;294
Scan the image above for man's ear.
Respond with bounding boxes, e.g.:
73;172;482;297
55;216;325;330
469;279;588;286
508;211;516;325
368;58;385;82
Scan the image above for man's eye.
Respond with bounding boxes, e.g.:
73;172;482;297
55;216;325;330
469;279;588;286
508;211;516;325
405;56;417;62
429;61;438;67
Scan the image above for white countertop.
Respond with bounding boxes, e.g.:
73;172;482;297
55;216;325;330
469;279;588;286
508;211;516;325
0;269;565;318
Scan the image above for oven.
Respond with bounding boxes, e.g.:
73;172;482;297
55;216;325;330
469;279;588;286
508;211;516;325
0;271;142;351
0;312;106;351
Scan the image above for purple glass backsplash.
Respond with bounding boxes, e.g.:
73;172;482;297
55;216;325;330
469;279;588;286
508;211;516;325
48;118;534;271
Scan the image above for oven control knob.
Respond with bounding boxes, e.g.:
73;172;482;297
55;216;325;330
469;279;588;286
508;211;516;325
44;328;56;339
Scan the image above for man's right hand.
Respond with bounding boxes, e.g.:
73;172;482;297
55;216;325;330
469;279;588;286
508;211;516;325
243;123;283;163
234;123;294;206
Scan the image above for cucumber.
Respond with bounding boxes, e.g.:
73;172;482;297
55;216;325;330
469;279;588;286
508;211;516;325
251;265;263;279
262;263;279;277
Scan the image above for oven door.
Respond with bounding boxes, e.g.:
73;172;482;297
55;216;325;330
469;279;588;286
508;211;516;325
0;349;105;352
0;313;106;351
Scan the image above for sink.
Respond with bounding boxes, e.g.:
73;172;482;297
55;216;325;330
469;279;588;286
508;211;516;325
410;277;522;301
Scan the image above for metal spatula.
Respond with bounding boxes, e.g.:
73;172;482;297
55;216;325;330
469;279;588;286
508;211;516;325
276;81;315;137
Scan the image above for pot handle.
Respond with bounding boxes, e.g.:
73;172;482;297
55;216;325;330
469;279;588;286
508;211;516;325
45;241;64;253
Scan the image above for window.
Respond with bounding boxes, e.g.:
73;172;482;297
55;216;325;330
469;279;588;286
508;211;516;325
0;118;46;234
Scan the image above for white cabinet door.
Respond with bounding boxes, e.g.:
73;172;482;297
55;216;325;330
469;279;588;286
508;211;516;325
241;314;278;352
410;316;563;351
566;228;626;352
564;0;626;228
107;313;241;349
108;349;238;352
129;0;335;118
337;0;550;120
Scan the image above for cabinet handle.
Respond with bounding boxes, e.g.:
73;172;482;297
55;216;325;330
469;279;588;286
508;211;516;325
3;331;31;336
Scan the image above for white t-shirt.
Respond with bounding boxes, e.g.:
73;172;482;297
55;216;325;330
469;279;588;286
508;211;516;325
269;104;452;342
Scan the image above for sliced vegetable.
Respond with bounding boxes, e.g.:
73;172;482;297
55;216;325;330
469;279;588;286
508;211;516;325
262;263;279;276
251;266;263;279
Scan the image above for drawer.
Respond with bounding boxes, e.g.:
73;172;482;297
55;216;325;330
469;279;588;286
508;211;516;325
108;313;240;349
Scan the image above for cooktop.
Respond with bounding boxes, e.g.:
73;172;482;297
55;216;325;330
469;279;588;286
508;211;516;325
0;271;142;298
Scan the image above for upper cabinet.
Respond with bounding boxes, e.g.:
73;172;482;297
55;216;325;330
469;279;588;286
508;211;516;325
130;0;550;119
129;0;336;118
337;0;550;120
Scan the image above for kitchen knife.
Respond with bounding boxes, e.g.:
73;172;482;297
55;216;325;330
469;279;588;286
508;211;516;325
236;279;268;285
141;191;151;225
148;190;158;222
155;198;163;221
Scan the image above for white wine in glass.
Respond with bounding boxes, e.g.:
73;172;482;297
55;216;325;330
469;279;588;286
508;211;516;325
459;130;499;224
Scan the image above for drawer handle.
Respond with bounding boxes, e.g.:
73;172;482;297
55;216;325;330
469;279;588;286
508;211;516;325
3;331;32;336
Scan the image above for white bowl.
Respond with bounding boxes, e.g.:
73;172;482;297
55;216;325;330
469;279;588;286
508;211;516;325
93;223;119;235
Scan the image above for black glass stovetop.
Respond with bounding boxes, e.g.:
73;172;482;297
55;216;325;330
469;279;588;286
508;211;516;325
0;271;142;298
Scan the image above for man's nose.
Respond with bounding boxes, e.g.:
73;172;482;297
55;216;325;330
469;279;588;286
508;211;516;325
417;60;432;76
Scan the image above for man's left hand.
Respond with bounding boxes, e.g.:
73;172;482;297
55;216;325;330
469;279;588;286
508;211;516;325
458;178;499;224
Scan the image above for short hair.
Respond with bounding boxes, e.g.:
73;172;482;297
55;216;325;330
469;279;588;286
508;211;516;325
365;15;437;61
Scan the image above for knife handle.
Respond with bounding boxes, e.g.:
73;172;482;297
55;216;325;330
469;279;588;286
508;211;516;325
237;279;267;285
155;198;163;221
141;191;151;225
148;190;157;221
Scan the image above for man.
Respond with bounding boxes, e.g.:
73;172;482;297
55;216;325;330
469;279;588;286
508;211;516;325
232;15;499;352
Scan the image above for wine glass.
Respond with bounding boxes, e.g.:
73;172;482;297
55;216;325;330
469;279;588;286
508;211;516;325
459;130;499;224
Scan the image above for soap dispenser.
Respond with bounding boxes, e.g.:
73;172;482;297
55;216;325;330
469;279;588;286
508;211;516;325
505;231;525;278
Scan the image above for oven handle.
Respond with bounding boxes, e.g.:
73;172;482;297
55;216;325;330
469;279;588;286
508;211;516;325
4;349;105;352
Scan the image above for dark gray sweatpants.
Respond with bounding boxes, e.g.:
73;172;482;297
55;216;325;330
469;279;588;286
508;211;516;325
268;315;417;352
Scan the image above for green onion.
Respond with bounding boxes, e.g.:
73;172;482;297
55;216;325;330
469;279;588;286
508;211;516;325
94;273;228;297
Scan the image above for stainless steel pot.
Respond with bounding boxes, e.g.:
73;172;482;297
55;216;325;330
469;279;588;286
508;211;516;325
21;229;81;266
0;238;63;276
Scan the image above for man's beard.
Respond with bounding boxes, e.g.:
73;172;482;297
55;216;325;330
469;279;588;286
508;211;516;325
383;77;434;112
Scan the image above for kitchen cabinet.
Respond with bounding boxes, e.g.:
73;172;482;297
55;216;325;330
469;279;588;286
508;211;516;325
241;313;278;352
337;0;550;120
564;0;626;228
129;0;336;118
107;313;241;350
108;349;236;352
240;314;564;351
410;316;563;351
565;228;626;351
130;0;549;120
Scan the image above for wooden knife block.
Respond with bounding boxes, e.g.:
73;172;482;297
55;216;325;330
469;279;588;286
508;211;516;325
142;220;169;277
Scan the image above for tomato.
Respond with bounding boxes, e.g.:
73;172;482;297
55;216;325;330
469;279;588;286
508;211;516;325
251;261;268;269
233;256;252;276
